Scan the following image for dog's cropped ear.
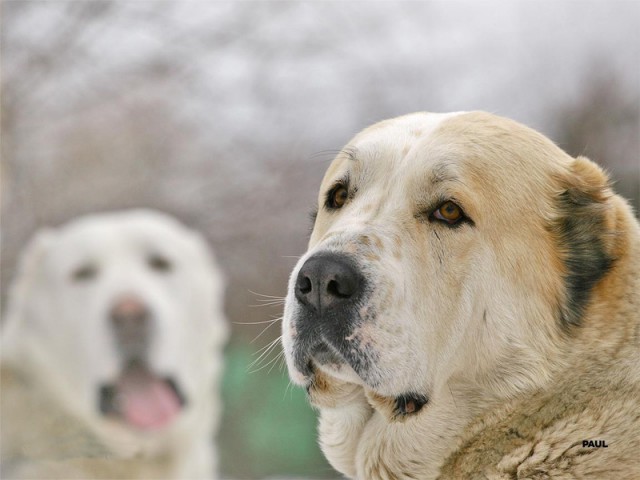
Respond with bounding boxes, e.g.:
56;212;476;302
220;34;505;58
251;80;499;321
2;229;56;362
552;156;615;332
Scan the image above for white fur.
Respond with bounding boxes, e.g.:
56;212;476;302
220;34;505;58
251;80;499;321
2;210;228;479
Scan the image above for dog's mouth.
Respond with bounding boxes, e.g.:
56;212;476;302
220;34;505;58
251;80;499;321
310;342;345;368
304;347;430;419
295;339;373;389
99;360;186;431
393;392;429;417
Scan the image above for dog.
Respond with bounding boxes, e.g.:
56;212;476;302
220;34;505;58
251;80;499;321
282;112;640;479
1;210;228;479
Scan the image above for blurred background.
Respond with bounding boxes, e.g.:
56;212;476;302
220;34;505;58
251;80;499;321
1;1;638;478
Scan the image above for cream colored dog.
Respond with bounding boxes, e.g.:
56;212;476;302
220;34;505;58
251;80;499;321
1;210;228;479
282;112;640;479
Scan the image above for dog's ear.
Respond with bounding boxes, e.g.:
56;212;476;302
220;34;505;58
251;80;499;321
553;156;615;332
2;229;56;362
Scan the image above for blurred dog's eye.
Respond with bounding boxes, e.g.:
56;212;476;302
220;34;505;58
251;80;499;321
71;264;98;282
327;184;348;209
432;201;464;224
148;254;172;273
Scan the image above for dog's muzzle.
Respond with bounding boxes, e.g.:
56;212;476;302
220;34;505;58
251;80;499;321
101;295;187;430
290;252;371;378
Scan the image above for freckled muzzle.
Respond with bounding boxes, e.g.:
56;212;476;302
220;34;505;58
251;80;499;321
289;252;373;379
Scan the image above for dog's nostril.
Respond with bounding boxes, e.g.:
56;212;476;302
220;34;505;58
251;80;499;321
327;277;357;298
299;275;312;294
327;279;352;298
327;279;339;297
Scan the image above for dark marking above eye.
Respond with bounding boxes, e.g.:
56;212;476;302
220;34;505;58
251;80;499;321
71;264;98;282
148;254;172;273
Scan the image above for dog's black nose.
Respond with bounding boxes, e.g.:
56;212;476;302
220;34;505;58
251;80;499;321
109;295;151;357
295;254;362;313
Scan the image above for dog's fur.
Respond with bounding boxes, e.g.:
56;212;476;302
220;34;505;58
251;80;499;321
282;112;640;479
1;210;228;479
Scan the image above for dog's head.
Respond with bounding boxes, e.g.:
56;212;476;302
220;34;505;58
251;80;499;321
2;210;228;449
283;112;614;415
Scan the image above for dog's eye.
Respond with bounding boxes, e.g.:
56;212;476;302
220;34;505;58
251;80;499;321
327;184;348;209
71;264;98;282
432;201;464;224
148;254;172;273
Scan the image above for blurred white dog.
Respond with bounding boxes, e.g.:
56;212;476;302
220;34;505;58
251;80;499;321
1;210;228;479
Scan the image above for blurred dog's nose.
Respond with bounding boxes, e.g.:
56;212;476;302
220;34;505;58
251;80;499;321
109;295;150;356
295;253;362;313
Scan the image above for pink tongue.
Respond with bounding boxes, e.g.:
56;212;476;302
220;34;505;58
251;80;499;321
118;369;181;430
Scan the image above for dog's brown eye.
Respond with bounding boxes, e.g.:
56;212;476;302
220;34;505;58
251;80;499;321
72;264;98;282
328;185;348;209
433;201;463;224
148;254;172;273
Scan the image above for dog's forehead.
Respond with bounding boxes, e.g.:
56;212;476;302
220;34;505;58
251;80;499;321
321;112;466;187
354;111;466;151
321;111;572;194
47;211;195;266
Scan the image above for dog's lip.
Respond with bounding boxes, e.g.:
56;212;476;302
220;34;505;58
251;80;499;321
295;338;349;377
310;341;345;366
296;340;368;389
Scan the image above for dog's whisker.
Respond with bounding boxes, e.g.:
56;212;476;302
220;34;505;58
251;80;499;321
267;351;286;374
248;348;285;374
283;379;293;400
251;335;283;357
248;337;283;369
252;298;286;304
250;318;283;344
254;299;286;304
247;350;280;371
254;297;286;303
232;318;281;325
247;290;286;300
248;300;285;308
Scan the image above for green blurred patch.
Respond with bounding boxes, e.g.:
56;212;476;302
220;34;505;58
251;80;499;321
219;342;335;478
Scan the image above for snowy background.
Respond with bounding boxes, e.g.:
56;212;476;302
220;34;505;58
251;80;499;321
2;1;639;478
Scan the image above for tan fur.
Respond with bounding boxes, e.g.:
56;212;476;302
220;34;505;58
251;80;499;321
283;112;640;479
